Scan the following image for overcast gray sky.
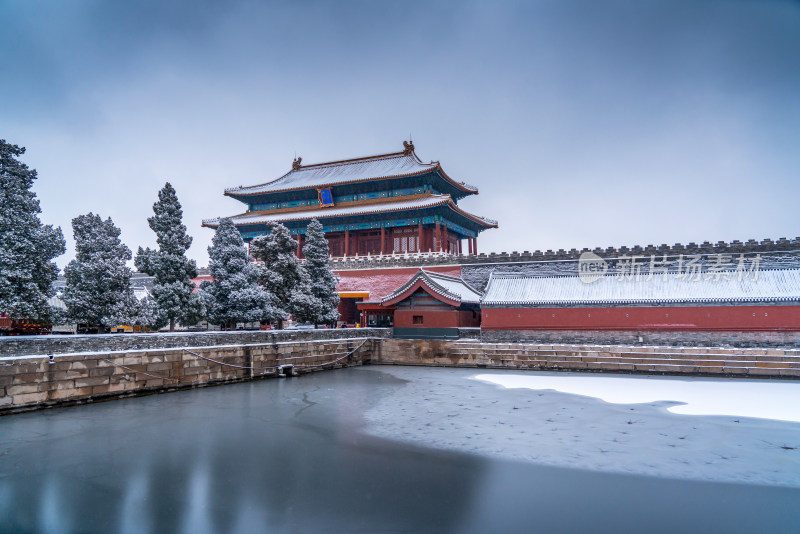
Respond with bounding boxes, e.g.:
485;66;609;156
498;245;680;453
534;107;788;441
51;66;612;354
2;0;798;269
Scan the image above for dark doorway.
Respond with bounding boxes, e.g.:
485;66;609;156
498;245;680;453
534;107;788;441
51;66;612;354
338;297;363;325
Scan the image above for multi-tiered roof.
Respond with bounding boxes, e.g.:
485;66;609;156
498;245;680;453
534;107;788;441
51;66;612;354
202;142;497;246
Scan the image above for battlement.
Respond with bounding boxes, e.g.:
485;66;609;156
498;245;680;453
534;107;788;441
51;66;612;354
329;237;800;270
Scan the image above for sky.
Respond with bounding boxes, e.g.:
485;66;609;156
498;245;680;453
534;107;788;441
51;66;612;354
2;0;799;269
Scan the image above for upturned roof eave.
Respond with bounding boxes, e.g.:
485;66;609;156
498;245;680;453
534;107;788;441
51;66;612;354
224;167;479;199
223;150;479;199
380;270;465;307
204;194;497;230
445;200;498;228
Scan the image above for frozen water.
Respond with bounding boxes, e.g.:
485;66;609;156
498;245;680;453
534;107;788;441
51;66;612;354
474;373;800;422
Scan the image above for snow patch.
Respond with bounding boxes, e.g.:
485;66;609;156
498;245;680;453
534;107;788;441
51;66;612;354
473;373;800;422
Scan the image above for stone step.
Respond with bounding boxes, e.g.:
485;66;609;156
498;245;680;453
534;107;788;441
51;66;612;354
449;349;800;364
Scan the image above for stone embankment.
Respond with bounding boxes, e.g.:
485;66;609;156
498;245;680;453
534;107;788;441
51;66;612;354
373;339;800;378
3;329;799;415
0;329;387;415
0;328;391;358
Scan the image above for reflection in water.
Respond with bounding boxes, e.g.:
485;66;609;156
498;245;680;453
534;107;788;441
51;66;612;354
0;367;798;533
182;465;212;534
120;471;150;534
38;478;56;534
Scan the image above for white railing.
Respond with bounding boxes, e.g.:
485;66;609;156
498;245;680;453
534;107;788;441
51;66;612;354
329;250;479;262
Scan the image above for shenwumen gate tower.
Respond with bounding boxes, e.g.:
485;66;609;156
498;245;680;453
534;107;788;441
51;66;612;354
202;141;497;257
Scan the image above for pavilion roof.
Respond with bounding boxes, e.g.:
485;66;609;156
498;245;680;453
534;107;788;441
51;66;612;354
381;269;482;307
481;269;800;306
224;144;478;197
202;194;498;229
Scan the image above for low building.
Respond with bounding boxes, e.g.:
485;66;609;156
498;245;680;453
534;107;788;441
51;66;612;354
358;269;481;338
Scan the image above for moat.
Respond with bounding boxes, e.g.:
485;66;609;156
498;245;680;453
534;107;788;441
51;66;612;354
1;366;798;533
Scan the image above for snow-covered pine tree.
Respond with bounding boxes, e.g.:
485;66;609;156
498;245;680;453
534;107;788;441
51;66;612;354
249;222;308;329
135;182;203;331
298;219;339;327
63;214;138;330
134;293;160;331
0;139;66;323
199;218;272;329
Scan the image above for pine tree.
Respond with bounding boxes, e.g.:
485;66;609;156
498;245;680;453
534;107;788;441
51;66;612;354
249;222;308;329
134;294;160;331
63;214;137;330
297;219;339;326
135;182;203;331
199;218;272;329
0;140;66;323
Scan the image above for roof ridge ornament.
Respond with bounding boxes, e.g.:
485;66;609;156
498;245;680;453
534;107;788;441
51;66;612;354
402;140;414;155
292;156;302;170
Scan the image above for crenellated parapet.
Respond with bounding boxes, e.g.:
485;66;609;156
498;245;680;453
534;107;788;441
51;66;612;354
329;236;800;271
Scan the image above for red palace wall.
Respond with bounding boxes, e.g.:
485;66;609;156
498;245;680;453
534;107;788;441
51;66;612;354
482;305;800;332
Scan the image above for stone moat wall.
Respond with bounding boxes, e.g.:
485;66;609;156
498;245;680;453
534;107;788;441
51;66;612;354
2;329;799;414
372;339;800;379
0;333;381;414
480;329;800;348
0;328;391;358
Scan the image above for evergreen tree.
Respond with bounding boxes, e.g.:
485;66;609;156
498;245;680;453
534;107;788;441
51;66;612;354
249;222;308;328
135;182;203;330
63;214;138;329
134;294;160;331
0;140;66;323
296;219;339;326
199;218;272;329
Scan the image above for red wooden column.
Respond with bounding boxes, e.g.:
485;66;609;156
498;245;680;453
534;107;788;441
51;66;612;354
442;226;449;253
295;235;301;258
458;239;462;255
417;224;423;253
344;230;350;257
380;227;385;255
473;237;478;255
435;222;441;252
468;237;473;255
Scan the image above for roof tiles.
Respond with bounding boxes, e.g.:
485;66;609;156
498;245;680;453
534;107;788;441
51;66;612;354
225;151;477;196
203;194;498;228
381;269;482;305
481;269;800;305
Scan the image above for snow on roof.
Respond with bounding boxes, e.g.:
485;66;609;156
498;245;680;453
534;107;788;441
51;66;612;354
203;194;497;228
381;269;482;305
335;266;463;301
481;269;800;305
224;148;478;196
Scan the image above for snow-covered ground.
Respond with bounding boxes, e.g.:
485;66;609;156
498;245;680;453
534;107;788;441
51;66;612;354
361;367;800;488
474;373;800;423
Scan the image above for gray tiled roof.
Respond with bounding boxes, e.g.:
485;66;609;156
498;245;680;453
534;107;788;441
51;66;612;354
381;269;482;305
481;269;800;305
203;194;498;228
225;151;478;196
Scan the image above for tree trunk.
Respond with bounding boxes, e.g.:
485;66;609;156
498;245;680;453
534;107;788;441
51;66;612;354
169;317;175;332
